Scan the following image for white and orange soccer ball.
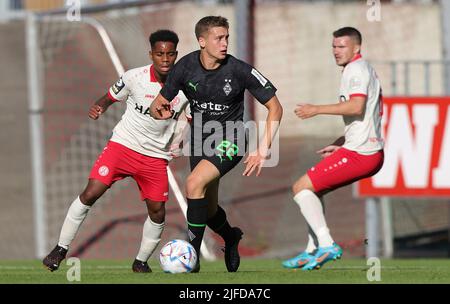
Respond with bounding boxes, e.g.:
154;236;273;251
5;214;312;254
159;239;197;273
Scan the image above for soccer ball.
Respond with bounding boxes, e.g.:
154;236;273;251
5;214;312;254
159;239;197;273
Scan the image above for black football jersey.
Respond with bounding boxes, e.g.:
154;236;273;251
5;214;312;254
160;51;277;140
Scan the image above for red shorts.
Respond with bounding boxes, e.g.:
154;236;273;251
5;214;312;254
89;141;169;202
307;147;384;194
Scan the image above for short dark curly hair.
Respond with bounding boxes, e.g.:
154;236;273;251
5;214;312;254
149;29;179;48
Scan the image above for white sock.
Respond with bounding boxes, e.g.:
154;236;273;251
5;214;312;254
305;225;318;253
294;190;334;248
136;217;165;262
306;196;326;251
294;197;319;253
58;196;91;249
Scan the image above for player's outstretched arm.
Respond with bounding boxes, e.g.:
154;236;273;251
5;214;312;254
243;96;283;177
295;96;366;119
149;94;173;120
88;93;114;120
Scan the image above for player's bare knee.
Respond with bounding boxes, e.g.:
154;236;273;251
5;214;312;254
292;177;308;195
149;209;165;224
292;183;301;196
186;174;206;197
146;201;165;224
79;190;101;206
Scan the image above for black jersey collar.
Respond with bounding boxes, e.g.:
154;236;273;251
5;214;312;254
197;50;229;72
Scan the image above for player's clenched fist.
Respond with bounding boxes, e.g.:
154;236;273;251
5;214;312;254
150;95;173;120
89;104;104;120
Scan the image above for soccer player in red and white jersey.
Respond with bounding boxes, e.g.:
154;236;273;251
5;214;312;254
282;27;384;270
43;30;189;273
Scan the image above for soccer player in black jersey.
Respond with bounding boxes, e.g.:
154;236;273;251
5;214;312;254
150;16;283;272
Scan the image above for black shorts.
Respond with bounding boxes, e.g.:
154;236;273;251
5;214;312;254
190;136;245;177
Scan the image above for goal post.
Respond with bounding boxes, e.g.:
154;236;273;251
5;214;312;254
26;12;47;259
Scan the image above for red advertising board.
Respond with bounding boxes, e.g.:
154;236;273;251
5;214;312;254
356;97;450;197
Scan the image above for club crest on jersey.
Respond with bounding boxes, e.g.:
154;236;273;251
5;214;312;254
98;165;109;177
223;79;232;96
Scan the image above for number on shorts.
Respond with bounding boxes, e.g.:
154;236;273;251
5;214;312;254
216;140;239;162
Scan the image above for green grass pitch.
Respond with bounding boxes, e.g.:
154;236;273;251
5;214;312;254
1;258;450;284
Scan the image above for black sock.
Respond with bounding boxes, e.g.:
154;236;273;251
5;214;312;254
187;197;209;259
207;206;234;243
